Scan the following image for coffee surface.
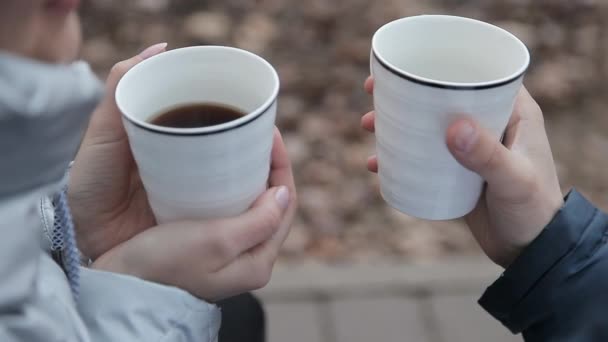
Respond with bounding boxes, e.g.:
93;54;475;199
149;103;245;128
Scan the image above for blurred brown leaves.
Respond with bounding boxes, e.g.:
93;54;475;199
81;0;608;264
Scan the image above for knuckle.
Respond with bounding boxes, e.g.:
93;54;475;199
248;263;273;289
529;103;546;126
530;98;543;117
208;231;238;261
243;253;275;290
517;92;545;126
263;249;279;269
110;61;130;78
478;140;502;173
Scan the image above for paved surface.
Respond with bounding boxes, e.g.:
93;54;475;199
256;258;523;342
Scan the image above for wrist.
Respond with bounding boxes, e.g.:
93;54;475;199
500;190;565;268
91;248;136;277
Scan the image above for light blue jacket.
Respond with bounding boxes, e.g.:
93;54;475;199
0;53;221;342
0;191;220;341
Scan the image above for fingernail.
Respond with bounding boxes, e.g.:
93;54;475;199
139;42;167;60
275;186;290;210
453;121;477;153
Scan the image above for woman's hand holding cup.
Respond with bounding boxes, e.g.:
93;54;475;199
70;47;297;301
92;129;297;302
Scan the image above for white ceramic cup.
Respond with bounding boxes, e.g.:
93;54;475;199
371;15;530;220
116;46;279;224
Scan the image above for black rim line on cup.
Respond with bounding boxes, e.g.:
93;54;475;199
372;51;528;90
123;99;276;136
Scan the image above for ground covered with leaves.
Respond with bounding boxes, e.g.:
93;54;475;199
81;0;608;264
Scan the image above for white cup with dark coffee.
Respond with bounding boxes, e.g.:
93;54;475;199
116;46;279;224
371;15;530;220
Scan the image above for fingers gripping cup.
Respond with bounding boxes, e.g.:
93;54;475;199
116;46;279;224
371;15;530;220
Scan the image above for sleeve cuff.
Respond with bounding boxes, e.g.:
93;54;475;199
478;189;598;333
77;267;221;342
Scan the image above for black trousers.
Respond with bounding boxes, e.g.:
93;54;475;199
217;293;265;342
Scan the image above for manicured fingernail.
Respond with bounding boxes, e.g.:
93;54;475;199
453;121;477;153
275;186;290;210
139;42;167;60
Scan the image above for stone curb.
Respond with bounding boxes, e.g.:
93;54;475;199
256;257;502;302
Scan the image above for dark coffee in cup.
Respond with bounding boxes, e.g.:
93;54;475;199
149;103;245;128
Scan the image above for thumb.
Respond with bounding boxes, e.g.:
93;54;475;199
104;42;167;94
219;186;291;259
446;118;531;195
84;43;168;140
242;185;291;234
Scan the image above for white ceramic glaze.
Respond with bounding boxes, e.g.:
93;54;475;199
371;15;530;220
116;46;279;223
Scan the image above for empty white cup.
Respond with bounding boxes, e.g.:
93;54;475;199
371;15;530;220
116;46;279;224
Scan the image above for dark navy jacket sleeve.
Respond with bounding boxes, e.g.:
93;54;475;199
479;190;608;341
